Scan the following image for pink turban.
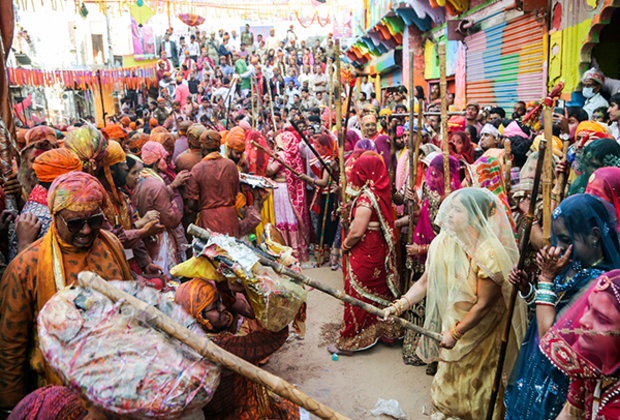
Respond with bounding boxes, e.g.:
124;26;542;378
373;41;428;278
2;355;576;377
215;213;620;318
141;141;169;172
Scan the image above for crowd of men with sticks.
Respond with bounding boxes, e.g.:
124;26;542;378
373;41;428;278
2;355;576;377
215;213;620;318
2;24;620;420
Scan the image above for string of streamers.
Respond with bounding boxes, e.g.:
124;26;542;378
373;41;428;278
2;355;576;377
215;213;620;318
295;10;330;28
6;63;158;91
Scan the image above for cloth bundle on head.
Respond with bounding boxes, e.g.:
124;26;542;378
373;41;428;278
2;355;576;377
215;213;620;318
48;171;106;215
33;149;83;183
64;125;107;175
480;123;499;138
141;141;169;172
582;68;605;85
200;130;222;151
187;124;207;150
226;127;246;152
10;385;86;420
127;133;150;156
447;116;466;133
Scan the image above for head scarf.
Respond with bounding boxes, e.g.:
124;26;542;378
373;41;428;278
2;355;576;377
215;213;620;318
175;278;224;332
63;125;107;175
582;68;605;85
541;269;620;385
101;124;128;144
585;167;620;230
127;133;150;156
503;121;530;139
48;171;106;215
24;125;58;149
238;119;252;131
345;130;360;153
178;121;192;135
480;123;499;138
447;115;466;133
576;120;608;147
346;154;400;302
449;131;475;164
10;386;86;420
378;108;392;117
141;141;169;172
151;131;175;149
419;187;525;364
149;118;159;128
468;155;516;234
33;149;83;183
529;134;563;157
374;135;391;169
120;116;131;126
226;127;246;152
569;138;620;196
275;132;311;241
245;131;271;176
200;130;222;152
103;140;126;167
514;151;556;201
187;124;207;150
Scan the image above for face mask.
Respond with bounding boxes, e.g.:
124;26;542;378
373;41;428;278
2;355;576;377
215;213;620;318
582;87;596;99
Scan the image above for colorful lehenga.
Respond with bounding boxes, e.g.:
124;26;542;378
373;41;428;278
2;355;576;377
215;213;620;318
336;155;402;352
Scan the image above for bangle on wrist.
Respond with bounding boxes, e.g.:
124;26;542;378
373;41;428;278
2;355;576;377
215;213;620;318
450;321;463;341
519;283;536;305
400;295;412;311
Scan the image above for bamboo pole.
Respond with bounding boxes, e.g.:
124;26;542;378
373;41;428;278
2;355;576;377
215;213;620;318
97;70;107;127
327;62;333;131
187;224;442;342
250;75;255;129
251;140;308;180
552;138;570;206
389;119;397;194
438;42;450;195
486;139;548;420
542;108;553;247
77;272;353;420
335;40;348;236
504;138;512;194
318;179;332;266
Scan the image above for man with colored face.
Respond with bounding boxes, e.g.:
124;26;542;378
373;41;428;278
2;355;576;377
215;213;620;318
0;172;132;412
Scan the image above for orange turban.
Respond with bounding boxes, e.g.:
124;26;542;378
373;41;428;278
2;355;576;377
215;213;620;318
151;132;175;149
149;118;159;127
179;121;192;135
151;126;169;135
33;149;83;183
48;171;106;215
129;122;137;131
120;116;131;126
188;124;207;150
23;126;58;151
576;121;608;147
447;116;466;133
127;133;150;155
101;124;128;142
226;127;246;152
174;279;218;331
200;130;222;150
103;140;126;167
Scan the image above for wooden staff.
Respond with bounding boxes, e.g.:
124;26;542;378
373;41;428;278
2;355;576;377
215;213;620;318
78;272;352;420
97;70;107;127
250;75;256;129
327;62;333;131
335;40;348;236
342;83;355;145
318;179;332;266
542;107;553;247
290;119;336;179
552;138;570;206
267;74;278;136
438;42;450;195
389;119;397;193
504;138;512;194
223;77;238;129
250;140;307;180
187;224;442;342
486;139;548;420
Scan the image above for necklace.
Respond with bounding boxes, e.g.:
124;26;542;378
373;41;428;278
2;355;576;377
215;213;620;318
553;256;605;293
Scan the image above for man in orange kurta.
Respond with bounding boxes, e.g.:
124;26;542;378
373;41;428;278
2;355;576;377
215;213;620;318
0;172;132;412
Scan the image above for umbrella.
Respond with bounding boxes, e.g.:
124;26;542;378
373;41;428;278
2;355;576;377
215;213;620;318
178;13;205;27
130;2;155;27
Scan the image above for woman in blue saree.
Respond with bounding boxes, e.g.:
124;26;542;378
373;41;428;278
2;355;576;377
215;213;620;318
504;194;620;419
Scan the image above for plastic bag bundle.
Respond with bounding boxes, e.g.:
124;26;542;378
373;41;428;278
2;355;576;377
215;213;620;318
38;281;221;419
243;265;307;332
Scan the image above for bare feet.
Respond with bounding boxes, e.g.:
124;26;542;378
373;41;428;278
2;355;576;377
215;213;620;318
327;344;354;356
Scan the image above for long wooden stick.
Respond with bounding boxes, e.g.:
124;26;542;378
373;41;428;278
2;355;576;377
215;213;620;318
250;75;256;129
486;139;548;420
77;272;352;420
542;107;553;247
389;119;397;194
504;138;512;194
187;224;441;342
406;99;423;290
290;119;336;179
318;179;332;266
553;138;570;206
251;140;306;180
327;63;333;130
438;42;450;195
335;40;348;237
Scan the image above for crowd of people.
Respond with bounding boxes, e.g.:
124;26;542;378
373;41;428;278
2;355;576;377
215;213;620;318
3;23;620;420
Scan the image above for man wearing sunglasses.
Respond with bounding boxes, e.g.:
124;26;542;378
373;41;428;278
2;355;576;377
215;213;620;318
0;172;132;413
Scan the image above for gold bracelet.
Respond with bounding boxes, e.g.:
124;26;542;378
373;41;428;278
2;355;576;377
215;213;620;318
389;302;401;316
450;321;464;341
396;299;405;314
400;295;412;311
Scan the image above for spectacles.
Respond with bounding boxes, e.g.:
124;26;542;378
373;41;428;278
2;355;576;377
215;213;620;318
59;213;105;233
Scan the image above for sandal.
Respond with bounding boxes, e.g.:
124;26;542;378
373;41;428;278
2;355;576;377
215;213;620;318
426;361;438;376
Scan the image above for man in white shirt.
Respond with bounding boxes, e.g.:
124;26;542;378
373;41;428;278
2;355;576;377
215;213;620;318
187;34;200;61
582;68;609;119
608;93;620;142
285;81;299;107
229;30;241;53
265;28;279;52
298;65;311;89
311;64;328;93
213;76;235;108
177;36;187;61
360;75;374;99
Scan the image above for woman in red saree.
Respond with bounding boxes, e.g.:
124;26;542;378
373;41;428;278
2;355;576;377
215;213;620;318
328;154;402;355
585;167;620;230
